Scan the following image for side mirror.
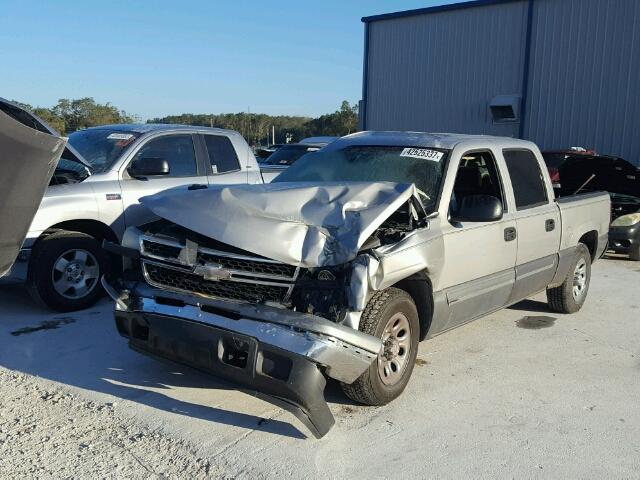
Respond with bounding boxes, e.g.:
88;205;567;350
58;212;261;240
128;157;170;178
452;194;503;223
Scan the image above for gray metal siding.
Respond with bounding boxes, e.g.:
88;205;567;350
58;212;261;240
365;1;529;136
365;0;640;161
524;0;640;160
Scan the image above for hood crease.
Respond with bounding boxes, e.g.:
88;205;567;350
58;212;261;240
140;182;418;268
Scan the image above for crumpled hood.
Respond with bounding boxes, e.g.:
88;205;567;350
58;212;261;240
140;182;418;267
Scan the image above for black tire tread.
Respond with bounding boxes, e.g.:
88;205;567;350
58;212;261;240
341;287;417;406
27;230;105;312
546;243;591;314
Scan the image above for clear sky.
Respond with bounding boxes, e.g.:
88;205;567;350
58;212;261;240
0;0;456;120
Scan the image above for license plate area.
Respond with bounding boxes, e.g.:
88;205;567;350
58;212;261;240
218;334;256;370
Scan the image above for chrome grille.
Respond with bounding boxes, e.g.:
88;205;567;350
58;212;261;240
142;239;181;259
139;234;299;304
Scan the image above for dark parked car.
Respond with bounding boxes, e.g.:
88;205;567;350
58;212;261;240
542;148;597;191
544;151;640;260
255;144;284;163
260;140;335;182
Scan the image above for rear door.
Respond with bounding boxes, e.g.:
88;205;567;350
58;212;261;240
199;134;247;185
502;149;561;302
119;133;209;227
0;102;66;277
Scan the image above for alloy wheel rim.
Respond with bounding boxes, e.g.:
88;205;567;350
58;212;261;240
378;312;411;386
51;249;100;300
572;258;587;300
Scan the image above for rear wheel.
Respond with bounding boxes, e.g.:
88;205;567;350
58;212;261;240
546;244;591;314
27;230;107;312
340;288;419;406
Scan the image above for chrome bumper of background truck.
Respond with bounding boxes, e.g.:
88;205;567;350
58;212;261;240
103;279;381;438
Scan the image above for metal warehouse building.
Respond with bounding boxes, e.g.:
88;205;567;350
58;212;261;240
360;0;640;160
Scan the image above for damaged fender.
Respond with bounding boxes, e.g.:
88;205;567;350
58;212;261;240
345;223;445;329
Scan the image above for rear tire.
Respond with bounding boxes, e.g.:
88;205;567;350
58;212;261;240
27;230;107;312
546;244;591;314
340;288;419;406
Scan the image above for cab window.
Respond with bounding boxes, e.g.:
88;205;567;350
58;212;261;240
503;149;548;210
450;151;505;217
203;135;241;173
132;134;197;177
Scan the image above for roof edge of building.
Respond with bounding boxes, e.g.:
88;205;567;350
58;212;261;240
361;0;522;23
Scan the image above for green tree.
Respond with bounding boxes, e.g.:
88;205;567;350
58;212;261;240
148;100;359;146
53;97;136;132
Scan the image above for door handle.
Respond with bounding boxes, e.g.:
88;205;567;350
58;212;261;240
545;219;555;232
504;227;517;242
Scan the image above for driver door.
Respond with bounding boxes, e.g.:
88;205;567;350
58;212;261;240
119;133;209;228
440;150;517;330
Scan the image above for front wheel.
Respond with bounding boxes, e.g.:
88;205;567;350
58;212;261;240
27;230;107;312
340;287;419;406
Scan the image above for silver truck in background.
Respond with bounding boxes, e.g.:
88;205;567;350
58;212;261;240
0;99;263;311
106;132;610;437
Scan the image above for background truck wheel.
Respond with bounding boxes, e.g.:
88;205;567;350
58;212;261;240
340;287;419;406
629;244;640;261
27;230;107;312
546;243;591;314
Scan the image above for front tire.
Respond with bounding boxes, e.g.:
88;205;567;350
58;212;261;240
27;230;107;312
340;287;419;406
629;244;640;261
546;243;591;314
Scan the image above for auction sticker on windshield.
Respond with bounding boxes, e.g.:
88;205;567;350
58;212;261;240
400;148;444;161
107;133;135;141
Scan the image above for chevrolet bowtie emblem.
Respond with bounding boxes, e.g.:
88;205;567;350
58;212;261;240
193;263;232;281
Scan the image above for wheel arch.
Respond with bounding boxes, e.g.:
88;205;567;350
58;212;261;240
578;230;598;262
393;271;433;341
41;219;118;245
29;219;120;274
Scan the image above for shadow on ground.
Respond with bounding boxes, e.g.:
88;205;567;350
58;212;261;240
3;276;604;439
0;285;305;439
507;298;554;313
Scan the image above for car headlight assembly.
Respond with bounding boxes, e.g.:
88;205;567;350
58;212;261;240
611;213;640;227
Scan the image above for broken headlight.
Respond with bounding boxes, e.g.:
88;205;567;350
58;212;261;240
290;266;348;321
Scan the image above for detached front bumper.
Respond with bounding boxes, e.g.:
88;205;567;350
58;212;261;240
104;280;381;438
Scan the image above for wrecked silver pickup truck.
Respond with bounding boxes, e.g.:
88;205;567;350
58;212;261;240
104;132;610;437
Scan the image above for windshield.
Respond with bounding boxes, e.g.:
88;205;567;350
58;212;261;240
67;129;141;173
274;145;449;212
262;144;321;166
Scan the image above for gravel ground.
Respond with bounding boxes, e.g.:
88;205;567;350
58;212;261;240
0;369;216;478
0;255;638;478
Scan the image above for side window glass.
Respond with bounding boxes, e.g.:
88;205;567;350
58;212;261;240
450;151;505;216
133;135;197;177
503;149;548;210
203;135;241;174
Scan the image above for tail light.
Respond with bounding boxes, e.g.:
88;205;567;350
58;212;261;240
548;167;561;188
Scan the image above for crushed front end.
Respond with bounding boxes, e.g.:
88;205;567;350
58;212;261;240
104;222;382;438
